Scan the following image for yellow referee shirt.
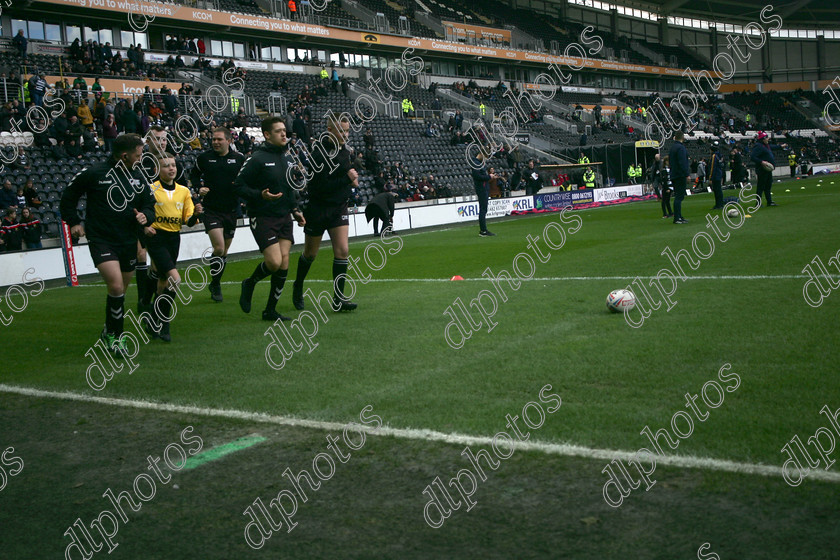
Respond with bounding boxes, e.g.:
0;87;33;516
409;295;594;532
150;180;195;233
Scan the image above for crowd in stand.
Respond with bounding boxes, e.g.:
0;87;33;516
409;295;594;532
0;179;42;252
64;38;177;81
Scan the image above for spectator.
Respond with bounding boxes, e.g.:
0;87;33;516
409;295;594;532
30;74;48;107
139;110;151;135
16;187;26;207
73;75;88;100
77;102;94;129
23;179;41;207
13;29;28;61
0;179;18;209
12;147;31;172
363;128;375;149
122;107;139;133
1;208;22;252
102;114;118;152
288;0;297;19
19;207;42;249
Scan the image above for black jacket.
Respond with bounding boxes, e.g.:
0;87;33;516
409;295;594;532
235;142;299;218
365;192;395;222
59;158;155;245
306;137;353;207
191;149;246;212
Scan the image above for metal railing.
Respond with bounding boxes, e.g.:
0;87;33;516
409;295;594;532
268;93;287;115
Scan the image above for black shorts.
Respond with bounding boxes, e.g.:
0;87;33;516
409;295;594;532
303;202;349;237
250;215;293;252
203;209;237;240
89;241;137;272
146;230;181;274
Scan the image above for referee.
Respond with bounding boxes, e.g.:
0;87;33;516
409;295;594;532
292;115;359;312
236;116;306;321
190;127;246;302
59;133;154;358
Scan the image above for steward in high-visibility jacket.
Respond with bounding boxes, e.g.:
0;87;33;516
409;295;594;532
479;102;486;116
635;163;642;181
320;68;329;80
578;154;589;165
625;106;632;116
230;95;240;112
788;152;797;178
627;164;637;183
401;98;414;117
583;168;596;188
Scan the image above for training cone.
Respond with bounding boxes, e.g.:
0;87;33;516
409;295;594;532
785;189;790;192
450;275;464;281
745;214;752;218
801;187;806;189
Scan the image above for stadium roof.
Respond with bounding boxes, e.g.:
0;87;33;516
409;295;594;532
577;0;840;29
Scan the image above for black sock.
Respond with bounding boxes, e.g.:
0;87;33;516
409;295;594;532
249;262;271;283
211;255;226;286
136;265;148;305
106;294;125;335
295;254;314;287
154;289;177;324
143;269;159;306
266;269;288;312
333;258;349;302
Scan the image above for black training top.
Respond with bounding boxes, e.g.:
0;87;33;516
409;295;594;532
307;136;353;207
59;158;155;245
234;142;300;218
191;149;247;212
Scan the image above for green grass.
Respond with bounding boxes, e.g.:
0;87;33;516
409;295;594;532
2;175;840;558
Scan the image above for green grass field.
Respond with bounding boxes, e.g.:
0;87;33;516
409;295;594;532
2;175;840;559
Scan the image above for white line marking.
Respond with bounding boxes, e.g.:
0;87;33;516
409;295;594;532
2;383;834;482
55;274;840;291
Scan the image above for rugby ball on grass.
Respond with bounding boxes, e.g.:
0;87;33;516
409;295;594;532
606;289;635;313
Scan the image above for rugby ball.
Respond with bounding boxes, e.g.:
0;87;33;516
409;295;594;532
726;207;740;218
762;161;775;172
606;289;635;313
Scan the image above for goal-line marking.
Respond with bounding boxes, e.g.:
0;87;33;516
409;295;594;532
2;383;836;483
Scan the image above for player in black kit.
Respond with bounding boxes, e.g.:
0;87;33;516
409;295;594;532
59;133;155;358
292;115;359;312
235;116;306;321
190;127;246;302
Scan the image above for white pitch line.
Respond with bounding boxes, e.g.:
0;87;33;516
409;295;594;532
2;383;836;483
47;273;840;291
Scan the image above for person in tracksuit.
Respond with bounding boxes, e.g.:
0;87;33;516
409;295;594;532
709;142;725;210
751;131;778;207
668;131;690;224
